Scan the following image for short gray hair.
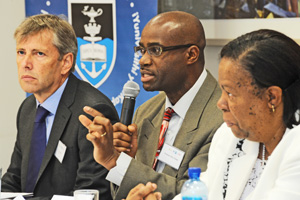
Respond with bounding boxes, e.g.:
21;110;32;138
14;14;78;72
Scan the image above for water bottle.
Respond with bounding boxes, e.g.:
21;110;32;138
181;167;208;200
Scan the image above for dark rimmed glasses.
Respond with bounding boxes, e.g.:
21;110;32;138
134;44;196;57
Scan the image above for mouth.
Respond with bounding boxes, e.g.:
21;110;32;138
140;70;154;83
224;120;236;127
21;75;36;81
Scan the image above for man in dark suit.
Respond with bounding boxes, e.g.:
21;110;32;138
1;14;119;200
79;11;223;199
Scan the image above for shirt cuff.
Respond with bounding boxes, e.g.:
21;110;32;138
106;152;132;186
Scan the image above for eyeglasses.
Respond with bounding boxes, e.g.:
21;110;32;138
134;44;196;57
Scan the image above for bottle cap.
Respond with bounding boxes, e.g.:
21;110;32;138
188;167;201;178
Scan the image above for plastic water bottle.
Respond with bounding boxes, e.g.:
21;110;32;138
181;167;208;200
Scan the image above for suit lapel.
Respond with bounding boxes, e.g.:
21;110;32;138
21;97;37;190
138;102;165;166
173;71;218;154
164;71;218;176
225;140;259;200
38;105;71;176
36;74;77;184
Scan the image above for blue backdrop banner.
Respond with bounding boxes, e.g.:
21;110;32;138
25;0;158;115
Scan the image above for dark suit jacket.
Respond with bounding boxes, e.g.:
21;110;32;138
114;70;223;200
2;74;119;200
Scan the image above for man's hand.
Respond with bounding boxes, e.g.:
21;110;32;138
79;106;120;170
113;122;138;158
123;182;162;200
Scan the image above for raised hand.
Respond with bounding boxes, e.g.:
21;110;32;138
79;106;119;170
113;122;138;158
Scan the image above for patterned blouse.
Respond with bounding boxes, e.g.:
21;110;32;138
222;139;267;200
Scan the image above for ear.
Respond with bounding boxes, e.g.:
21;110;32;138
60;52;73;75
266;86;283;109
186;45;199;65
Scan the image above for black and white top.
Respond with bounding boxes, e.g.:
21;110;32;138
223;139;267;200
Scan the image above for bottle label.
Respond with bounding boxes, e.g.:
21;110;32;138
182;197;202;200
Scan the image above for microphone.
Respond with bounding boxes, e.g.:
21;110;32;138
120;81;140;126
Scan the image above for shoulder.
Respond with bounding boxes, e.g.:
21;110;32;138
193;70;221;113
189;71;222;130
140;92;166;105
62;74;119;123
18;95;36;115
65;74;114;105
274;125;300;158
134;92;166;116
201;70;221;99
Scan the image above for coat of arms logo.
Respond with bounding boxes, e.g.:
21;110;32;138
69;2;116;88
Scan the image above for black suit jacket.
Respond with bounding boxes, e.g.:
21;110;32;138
2;74;119;200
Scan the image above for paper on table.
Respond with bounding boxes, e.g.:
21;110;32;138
13;195;25;200
51;195;74;200
0;192;33;199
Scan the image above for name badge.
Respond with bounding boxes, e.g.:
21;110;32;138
55;140;67;163
157;143;185;170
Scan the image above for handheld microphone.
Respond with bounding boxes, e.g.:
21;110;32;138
120;81;140;126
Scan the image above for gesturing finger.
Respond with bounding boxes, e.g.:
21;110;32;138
78;114;93;129
83;106;105;118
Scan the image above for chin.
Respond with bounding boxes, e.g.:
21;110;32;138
231;128;247;139
21;86;36;94
232;133;246;139
142;85;155;92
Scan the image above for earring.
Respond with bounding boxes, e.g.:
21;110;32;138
271;104;275;113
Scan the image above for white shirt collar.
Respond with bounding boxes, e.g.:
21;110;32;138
165;69;207;119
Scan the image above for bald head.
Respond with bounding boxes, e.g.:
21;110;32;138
145;11;206;52
139;11;206;102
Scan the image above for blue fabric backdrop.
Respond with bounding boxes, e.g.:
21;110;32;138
25;0;158;116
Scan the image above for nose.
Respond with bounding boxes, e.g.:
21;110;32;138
19;54;33;70
217;93;229;112
139;52;152;69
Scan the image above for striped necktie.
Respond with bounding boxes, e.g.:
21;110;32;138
152;107;174;170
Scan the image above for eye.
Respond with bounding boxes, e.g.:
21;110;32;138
223;89;233;98
135;46;145;56
17;50;25;55
37;52;45;56
140;48;146;55
148;46;162;56
226;91;234;99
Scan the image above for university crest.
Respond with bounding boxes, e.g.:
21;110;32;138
68;0;116;88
